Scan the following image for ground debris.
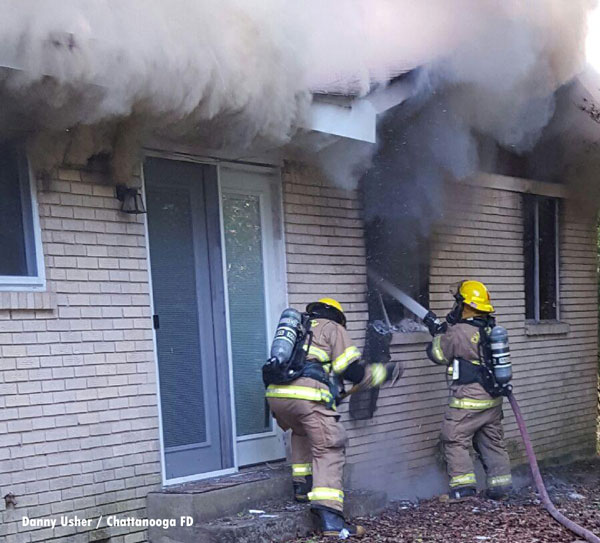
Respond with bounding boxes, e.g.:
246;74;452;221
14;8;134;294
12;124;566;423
291;459;600;543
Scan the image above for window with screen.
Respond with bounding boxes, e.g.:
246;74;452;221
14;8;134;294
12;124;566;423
523;194;560;321
0;143;44;289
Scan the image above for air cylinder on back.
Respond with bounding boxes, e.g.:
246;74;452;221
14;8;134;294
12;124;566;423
270;308;302;365
490;325;512;385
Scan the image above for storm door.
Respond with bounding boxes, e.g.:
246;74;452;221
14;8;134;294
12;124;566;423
220;166;286;465
145;157;233;482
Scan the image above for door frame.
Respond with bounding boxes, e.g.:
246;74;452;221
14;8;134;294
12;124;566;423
142;150;288;485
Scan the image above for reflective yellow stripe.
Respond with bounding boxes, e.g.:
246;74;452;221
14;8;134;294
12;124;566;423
488;474;512;488
449;397;502;410
322;363;332;374
308;487;344;503
303;344;330;363
370;363;387;387
449;473;476;488
431;336;448;364
292;463;313;476
266;385;335;410
332;346;360;373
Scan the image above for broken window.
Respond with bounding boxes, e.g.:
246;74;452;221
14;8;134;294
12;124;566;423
523;194;560;321
365;215;430;331
0;144;44;289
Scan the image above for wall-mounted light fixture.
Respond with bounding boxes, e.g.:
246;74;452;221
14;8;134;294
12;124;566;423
115;184;146;214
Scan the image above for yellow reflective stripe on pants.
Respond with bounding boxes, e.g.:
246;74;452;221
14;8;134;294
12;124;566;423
308;487;344;503
370;363;387;387
303;344;330;363
449;473;476;488
431;336;448;364
449;397;502;410
292;463;313;477
332;346;360;373
265;385;335;410
488;474;512;487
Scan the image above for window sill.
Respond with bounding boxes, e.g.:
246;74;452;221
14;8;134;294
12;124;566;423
390;331;431;346
0;291;57;311
524;321;570;336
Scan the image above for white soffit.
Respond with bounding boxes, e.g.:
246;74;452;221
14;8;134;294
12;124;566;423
302;76;416;143
303;97;378;143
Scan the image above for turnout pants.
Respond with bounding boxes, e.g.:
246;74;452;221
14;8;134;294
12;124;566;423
441;402;512;491
267;386;347;512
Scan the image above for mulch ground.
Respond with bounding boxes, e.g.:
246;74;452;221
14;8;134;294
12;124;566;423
295;459;600;542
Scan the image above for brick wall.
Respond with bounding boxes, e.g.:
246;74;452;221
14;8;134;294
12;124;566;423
282;162;598;499
282;162;369;341
0;167;160;543
1;157;597;541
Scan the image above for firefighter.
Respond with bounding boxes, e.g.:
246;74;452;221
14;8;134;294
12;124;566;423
265;298;396;538
424;281;513;500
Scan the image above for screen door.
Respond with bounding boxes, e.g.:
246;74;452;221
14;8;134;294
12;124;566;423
145;157;233;481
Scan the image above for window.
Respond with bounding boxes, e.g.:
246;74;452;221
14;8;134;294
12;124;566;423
365;215;430;330
0;143;44;290
523;194;559;321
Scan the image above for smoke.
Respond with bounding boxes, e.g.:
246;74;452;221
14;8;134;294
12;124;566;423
0;1;594;179
360;0;595;232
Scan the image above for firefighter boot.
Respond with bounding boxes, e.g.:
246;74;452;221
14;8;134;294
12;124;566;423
293;475;312;503
449;486;477;501
313;506;366;538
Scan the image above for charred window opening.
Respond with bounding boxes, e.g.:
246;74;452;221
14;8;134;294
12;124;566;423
365;215;430;331
523;194;560;321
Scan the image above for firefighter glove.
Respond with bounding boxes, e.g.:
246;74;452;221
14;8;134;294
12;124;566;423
370;362;403;387
423;311;447;336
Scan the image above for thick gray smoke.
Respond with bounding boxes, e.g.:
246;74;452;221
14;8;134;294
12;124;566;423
0;0;595;177
357;0;596;229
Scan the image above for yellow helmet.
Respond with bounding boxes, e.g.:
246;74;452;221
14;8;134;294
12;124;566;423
306;297;346;327
458;281;494;313
316;297;344;314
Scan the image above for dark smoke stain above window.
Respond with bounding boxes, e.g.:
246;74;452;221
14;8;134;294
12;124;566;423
523;194;560;322
0;144;42;285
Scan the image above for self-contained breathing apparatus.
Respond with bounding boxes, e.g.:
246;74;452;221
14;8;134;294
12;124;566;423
449;317;512;397
444;282;513;396
262;307;340;408
428;281;511;397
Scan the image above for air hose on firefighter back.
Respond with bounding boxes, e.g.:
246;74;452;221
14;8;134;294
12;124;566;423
507;391;600;543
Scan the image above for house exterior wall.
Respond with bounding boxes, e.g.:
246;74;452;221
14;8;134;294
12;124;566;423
1;157;597;542
282;162;598;498
1;167;160;543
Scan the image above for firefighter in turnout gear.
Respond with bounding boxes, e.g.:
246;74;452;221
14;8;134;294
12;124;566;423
425;281;513;500
265;298;396;538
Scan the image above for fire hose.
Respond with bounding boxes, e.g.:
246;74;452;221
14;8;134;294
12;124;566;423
369;269;600;542
508;391;600;543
